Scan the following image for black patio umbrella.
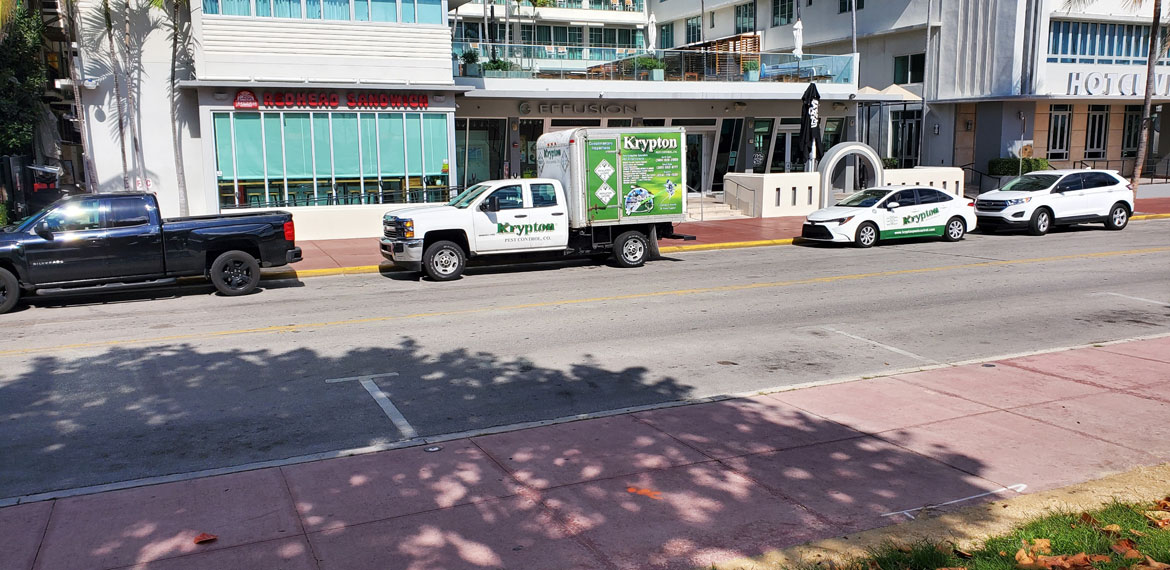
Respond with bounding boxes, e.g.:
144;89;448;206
797;82;823;165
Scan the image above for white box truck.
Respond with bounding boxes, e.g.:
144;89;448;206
380;127;694;280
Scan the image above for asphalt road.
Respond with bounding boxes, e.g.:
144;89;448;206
2;221;1169;499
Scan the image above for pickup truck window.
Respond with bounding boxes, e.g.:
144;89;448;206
531;183;558;207
104;197;152;227
492;186;525;210
449;184;491;209
43;199;102;232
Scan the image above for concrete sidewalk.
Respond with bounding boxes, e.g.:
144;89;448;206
4;335;1169;570
280;199;1170;276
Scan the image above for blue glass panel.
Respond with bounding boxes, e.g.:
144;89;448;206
417;0;441;24
307;0;322;18
221;0;250;15
402;0;415;23
203;0;220;14
273;0;301;17
323;0;349;19
256;0;271;16
355;0;369;20
370;0;395;21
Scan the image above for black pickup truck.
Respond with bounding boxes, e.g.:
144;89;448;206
0;193;301;314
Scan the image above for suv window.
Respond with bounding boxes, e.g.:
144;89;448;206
491;185;525;210
42;199;102;232
1083;172;1120;189
1055;174;1084;192
103;198;151;228
886;189;918;207
531;183;558;207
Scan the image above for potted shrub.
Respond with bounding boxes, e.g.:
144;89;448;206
461;49;481;76
742;59;760;82
636;56;665;81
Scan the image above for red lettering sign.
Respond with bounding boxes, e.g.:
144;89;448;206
233;90;259;110
256;91;433;110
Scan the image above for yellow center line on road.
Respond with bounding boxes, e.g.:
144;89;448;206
4;246;1168;358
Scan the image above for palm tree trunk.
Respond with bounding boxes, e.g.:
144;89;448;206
123;0;148;190
102;0;131;191
169;0;189;215
1132;0;1162;190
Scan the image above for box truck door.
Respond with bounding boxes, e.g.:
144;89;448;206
584;137;622;223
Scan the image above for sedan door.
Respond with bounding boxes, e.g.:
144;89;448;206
878;189;932;239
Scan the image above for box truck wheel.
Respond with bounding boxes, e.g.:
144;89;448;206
423;240;466;281
613;230;649;268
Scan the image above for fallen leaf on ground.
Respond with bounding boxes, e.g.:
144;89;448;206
1089;555;1112;563
1080;513;1104;527
936;567;967;570
1125;550;1144;560
1133;556;1170;570
193;533;217;544
1129;529;1147;537
1145;511;1170;528
1016;548;1046;570
1027;539;1053;555
1000;551;1009;557
955;549;974;559
1111;539;1138;555
1102;524;1122;534
1155;497;1170;511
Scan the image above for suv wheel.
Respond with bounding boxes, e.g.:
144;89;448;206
1028;208;1052;236
1105;203;1129;231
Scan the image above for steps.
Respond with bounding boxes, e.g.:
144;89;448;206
686;194;750;221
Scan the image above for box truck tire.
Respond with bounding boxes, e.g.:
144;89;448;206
424;240;466;281
614;230;649;268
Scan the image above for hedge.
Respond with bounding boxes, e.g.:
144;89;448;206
988;157;1050;176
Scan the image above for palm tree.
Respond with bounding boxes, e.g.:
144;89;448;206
64;0;99;192
147;0;190;215
100;0;132;191
1066;0;1162;190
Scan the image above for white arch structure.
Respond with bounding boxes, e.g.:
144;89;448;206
816;142;885;206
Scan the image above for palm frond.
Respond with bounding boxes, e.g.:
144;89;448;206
1064;0;1146;13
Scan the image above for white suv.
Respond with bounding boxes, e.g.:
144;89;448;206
975;169;1134;235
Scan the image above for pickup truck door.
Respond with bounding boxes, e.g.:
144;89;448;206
98;196;165;278
521;182;570;250
472;184;529;253
22;198;110;284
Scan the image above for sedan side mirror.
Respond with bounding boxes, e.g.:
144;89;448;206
480;195;500;212
886;201;901;210
34;221;53;240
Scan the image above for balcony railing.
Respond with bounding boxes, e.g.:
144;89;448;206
454;43;855;84
465;0;643;10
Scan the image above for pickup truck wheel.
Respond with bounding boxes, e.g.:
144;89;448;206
1105;203;1129;230
210;251;261;296
0;267;19;315
423;240;465;281
1028;208;1052;236
613;231;648;268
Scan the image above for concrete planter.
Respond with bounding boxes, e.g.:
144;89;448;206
464;63;481;77
650;69;665;81
744;69;760;82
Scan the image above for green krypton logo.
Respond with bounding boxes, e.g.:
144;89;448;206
903;207;940;225
497;222;555;236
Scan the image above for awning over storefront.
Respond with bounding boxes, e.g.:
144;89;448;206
178;79;472;93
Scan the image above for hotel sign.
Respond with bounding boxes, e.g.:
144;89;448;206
235;90;431;110
1066;71;1170;97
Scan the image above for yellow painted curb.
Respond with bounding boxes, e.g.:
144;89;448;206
261;264;391;280
659;238;794;253
1133;213;1170;220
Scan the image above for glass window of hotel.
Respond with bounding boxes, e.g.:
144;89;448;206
659;23;673;48
1122;105;1142;158
686;16;701;44
772;0;792;27
1047;105;1071;161
838;0;863;12
734;3;755;34
204;0;438;23
1047;20;1167;64
213;110;451;208
1084;105;1109;160
893;53;925;84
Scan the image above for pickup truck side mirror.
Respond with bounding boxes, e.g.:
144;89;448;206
885;201;901;210
34;221;53;240
480;195;500;213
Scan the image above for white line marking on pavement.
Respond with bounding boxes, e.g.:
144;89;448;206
1092;292;1170;307
359;379;418;439
821;326;940;364
325;372;400;383
880;484;1028;520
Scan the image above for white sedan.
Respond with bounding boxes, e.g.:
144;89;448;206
801;186;977;248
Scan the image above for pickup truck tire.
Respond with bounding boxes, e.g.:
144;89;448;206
614;231;648;268
210;250;261;296
0;267;19;315
1105;203;1129;230
423;240;466;281
1028;208;1052;236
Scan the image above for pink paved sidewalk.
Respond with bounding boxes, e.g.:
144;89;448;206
4;336;1169;570
287;198;1170;273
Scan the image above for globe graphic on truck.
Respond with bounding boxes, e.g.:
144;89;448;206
624;186;655;215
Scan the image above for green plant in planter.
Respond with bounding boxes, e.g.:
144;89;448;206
882;157;900;169
460;50;480;64
634;56;664;70
741;59;760;72
484;58;514;71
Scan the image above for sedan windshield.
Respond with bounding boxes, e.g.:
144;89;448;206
836;189;891;208
1000;174;1059;192
447;184;492;209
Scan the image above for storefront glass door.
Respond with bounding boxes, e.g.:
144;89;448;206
768;129;805;173
712;118;744;192
751;119;774;174
518;119;544;178
456;118;507;187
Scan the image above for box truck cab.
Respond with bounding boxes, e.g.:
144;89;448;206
381;128;693;280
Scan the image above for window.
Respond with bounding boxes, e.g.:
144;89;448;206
1122;105;1142;157
531;183;558;207
686;16;701;44
204;0;437;23
709;11;715;28
104;198;151;227
1084;104;1109;160
659;22;673;48
735;3;756;34
1048;104;1071;161
772;0;793;26
886;189;917;207
491;185;524;209
893;53;925;84
1055;174;1084;192
838;0;862;12
1047;20;1169;63
42;200;102;232
916;188;941;204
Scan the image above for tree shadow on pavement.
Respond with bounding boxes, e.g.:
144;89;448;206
0;339;1002;570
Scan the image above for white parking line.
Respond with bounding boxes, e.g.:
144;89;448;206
1092;292;1170;307
880;483;1027;519
325;372;418;438
821;326;939;364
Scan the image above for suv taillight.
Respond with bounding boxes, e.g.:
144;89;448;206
283;221;295;242
1127;183;1134;191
